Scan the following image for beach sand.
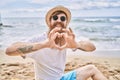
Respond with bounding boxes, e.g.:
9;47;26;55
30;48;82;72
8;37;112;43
0;49;120;80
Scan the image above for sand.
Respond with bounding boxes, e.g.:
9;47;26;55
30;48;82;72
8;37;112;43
0;49;120;80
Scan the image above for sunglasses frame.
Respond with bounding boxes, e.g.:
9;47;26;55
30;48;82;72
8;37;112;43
52;15;66;22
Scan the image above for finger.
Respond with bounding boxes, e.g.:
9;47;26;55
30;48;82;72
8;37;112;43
69;27;73;33
52;32;59;40
57;33;61;38
48;32;56;39
49;27;61;36
63;29;75;38
69;28;75;38
62;29;70;34
62;29;73;36
48;27;61;38
55;45;62;50
71;33;75;39
62;33;68;41
59;43;67;49
49;40;56;49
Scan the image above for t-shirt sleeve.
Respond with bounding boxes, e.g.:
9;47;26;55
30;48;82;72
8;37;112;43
26;32;47;43
24;32;47;58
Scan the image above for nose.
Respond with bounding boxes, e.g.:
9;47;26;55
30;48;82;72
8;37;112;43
57;17;61;22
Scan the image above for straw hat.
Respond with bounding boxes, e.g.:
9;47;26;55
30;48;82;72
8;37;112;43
46;5;71;27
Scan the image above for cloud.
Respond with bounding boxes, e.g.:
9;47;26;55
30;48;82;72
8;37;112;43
0;0;16;6
89;1;120;8
29;0;55;4
1;0;120;11
1;0;120;17
1;6;51;13
110;1;120;7
66;1;120;10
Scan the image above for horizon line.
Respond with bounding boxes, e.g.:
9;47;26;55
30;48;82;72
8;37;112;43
2;16;120;18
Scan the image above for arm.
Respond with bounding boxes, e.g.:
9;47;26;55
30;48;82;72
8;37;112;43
6;41;48;56
76;40;96;52
6;28;64;56
62;28;96;52
63;34;96;52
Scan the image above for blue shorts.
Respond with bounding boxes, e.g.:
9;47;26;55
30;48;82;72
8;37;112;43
60;70;76;80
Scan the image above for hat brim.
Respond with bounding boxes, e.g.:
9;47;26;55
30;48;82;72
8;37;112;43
46;6;71;27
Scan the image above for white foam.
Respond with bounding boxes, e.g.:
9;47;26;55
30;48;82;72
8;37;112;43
113;25;120;29
110;18;120;22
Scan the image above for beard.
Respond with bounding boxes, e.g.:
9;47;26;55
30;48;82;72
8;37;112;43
49;22;65;32
48;22;66;47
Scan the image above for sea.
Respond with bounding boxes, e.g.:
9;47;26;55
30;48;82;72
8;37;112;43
0;17;120;57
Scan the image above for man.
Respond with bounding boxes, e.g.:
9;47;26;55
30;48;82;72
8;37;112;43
6;6;107;80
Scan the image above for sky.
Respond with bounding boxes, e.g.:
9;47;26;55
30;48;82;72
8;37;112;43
0;0;120;17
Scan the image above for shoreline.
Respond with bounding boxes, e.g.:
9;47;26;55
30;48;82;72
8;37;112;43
67;49;120;58
0;49;120;63
1;48;120;58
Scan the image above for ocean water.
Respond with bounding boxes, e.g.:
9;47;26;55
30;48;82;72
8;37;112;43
0;17;120;52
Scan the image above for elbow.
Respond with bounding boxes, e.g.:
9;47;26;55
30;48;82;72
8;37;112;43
79;45;96;52
6;47;12;56
88;45;96;52
78;41;96;52
5;42;22;56
81;42;96;52
86;44;96;52
5;47;17;56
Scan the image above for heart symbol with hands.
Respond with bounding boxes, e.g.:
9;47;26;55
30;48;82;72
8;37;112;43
54;32;67;49
48;27;76;50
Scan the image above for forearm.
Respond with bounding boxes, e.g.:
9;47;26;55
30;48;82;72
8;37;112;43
76;41;96;52
6;41;48;56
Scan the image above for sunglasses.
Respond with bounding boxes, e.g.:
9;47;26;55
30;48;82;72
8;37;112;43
52;15;66;21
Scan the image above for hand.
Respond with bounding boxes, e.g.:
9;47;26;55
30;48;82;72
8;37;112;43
47;27;62;49
47;27;77;50
58;28;77;50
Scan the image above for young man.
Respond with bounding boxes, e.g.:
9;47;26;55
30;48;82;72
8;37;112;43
6;6;107;80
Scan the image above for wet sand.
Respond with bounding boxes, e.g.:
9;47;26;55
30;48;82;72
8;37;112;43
0;49;120;80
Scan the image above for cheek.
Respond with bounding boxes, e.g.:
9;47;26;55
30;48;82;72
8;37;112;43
63;21;67;26
51;20;55;25
49;20;53;26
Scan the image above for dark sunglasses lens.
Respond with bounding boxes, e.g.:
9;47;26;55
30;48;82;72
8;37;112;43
53;16;58;20
61;16;66;21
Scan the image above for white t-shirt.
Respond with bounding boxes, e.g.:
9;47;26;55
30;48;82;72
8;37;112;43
26;33;67;80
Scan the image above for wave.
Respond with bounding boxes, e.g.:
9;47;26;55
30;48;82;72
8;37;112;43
0;17;120;50
0;25;13;28
109;18;120;22
83;18;108;22
73;17;120;23
113;25;120;29
90;37;120;41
